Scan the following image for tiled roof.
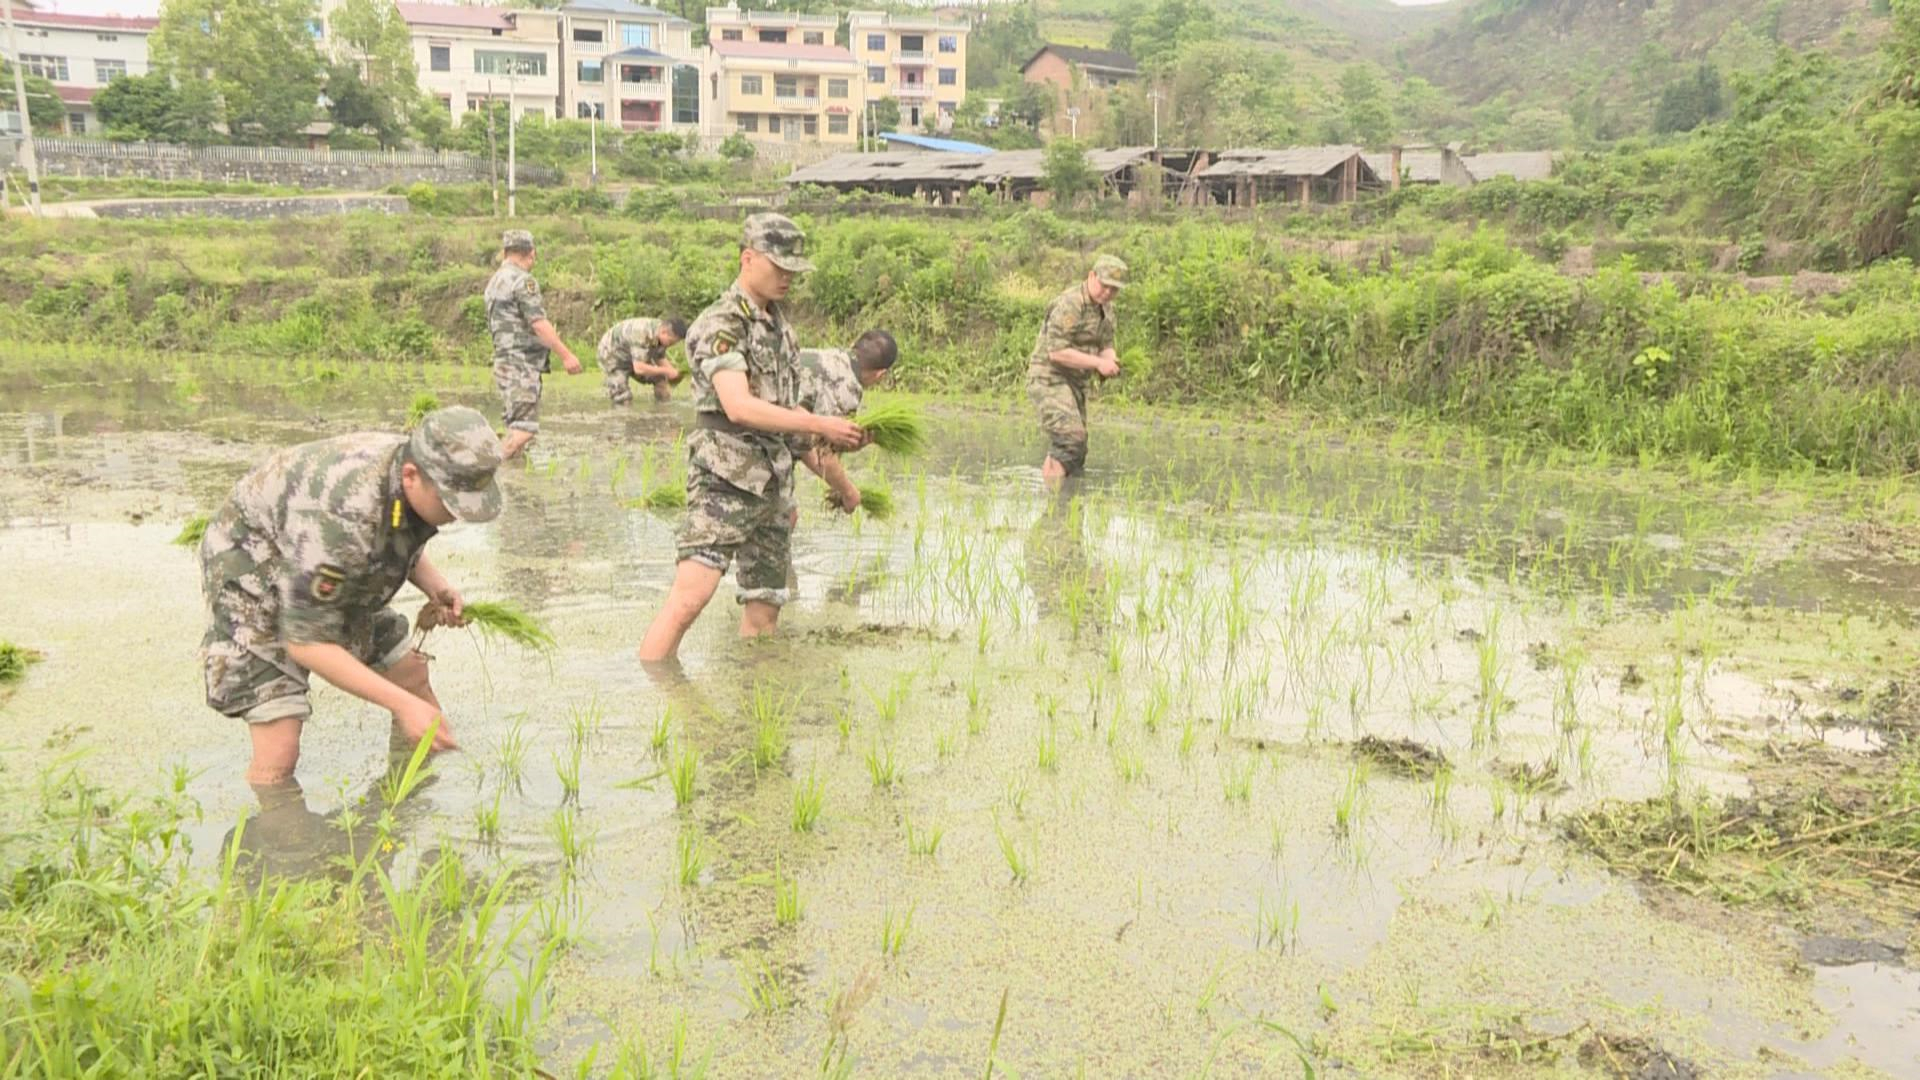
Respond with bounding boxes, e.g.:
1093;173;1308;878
16;10;157;31
1023;44;1137;74
396;2;515;31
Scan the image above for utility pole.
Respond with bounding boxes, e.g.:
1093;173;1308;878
2;0;42;217
486;78;499;217
506;66;517;218
1066;106;1079;140
589;109;597;185
1148;89;1161;149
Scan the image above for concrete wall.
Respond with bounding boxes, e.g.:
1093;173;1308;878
84;195;412;220
29;138;561;188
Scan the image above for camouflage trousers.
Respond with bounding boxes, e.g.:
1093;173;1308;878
200;538;412;724
598;349;672;406
492;361;544;433
1026;367;1089;474
676;464;794;607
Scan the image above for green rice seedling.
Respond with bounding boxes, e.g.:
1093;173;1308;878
554;741;583;803
669;743;700;809
905;817;943;857
983;987;1011;1080
774;858;803;926
650;706;673;756
1333;761;1369;839
550;805;590;876
675;827;708;887
993;814;1031;883
865;741;900;789
835;704;854;746
0;642;43;684
1222;758;1255;804
1002;774;1030;818
748;684;793;771
880;903;915;958
792;768;825;832
474;789;503;845
1113;745;1144;784
852;400;928;456
630;485;687;511
936;727;958;759
1178;716;1197;758
853;484;895;520
609;454;628;495
567;699;603;749
461;601;557;653
171;514;211;547
739;952;792;1013
1036;726;1059;773
496;714;531;788
404;392;440;431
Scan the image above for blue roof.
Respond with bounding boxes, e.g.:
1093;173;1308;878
608;46;674;61
878;132;994;155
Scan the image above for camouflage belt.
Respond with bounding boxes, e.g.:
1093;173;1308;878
692;411;755;437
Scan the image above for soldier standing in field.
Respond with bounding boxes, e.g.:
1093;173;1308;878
486;229;583;460
1028;254;1127;481
597;316;689;406
636;213;865;663
791;329;899;514
198;407;506;784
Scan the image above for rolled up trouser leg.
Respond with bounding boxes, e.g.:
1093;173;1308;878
493;361;543;433
1027;371;1089;474
599;347;633;406
676;467;792;608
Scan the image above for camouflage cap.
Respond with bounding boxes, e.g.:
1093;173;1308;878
407;406;505;523
743;212;815;273
502;229;535;252
1091;254;1129;290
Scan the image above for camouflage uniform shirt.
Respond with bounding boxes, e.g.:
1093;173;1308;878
787;347;864;456
1027;283;1114;390
485;261;550;373
685;282;801;498
199;434;437;717
599;317;670;375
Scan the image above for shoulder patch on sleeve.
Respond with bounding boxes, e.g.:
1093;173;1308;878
307;563;348;603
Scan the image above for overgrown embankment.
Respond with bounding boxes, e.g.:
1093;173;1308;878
4;211;1919;472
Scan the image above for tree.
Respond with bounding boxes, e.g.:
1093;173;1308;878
1504;107;1576;149
1041;138;1100;205
1163;41;1293;147
1395;76;1453;144
0;61;66;134
411;93;453;150
966;1;1041;92
718;132;755;160
866;96;901;136
93;70;220;142
327;0;419;142
1653;63;1725;134
999;79;1053;130
1110;0;1220;72
1337;65;1393;147
324;62;402;145
151;0;326;145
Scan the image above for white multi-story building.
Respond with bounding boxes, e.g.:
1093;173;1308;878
395;2;562;126
3;9;158;135
558;0;702;133
703;6;864;145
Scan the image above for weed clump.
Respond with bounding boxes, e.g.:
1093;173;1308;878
405;393;441;431
852;402;927;457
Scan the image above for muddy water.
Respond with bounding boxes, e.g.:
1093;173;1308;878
2;360;1917;1077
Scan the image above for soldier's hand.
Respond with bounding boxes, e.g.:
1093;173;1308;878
562;352;584;376
816;416;864;450
631;360;647;376
1095;356;1120;379
832;485;861;514
397;698;458;752
668;366;686;386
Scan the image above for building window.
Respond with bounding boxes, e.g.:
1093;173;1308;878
866;66;883;83
96;32;119;42
307;19;322;39
430;45;450;72
721;28;742;41
622;65;660;85
767;114;781;133
803;31;823;45
572;26;603;43
20;55;67;81
827;78;847;99
785;118;800;141
95;59;128;83
865;33;884;51
900;35;924;54
467;96;489;112
738;113;758;132
673;63;699;124
740;74;762;95
439;96;452;114
578;60;602;83
474;51;547;77
576;102;595;118
774;75;797;98
828;113;848;135
938;35;957;52
801;114;816;136
525;106;543;119
67;111;85;134
620;23;652;48
938;68;956;86
757;29;786;43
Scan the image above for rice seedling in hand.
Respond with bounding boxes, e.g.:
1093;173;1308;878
404;392;441;431
852;401;927;456
831;484;894;520
630;485;688;511
455;601;557;654
172;514;210;547
0;642;43;684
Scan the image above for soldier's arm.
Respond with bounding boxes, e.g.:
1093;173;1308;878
800;447;860;511
520;277;580;372
409;553;464;626
284;642;456;750
1041;300;1107;372
712;370;863;448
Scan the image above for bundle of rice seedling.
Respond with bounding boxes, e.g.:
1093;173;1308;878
172;514;210;547
0;642;43;684
459;601;557;653
854;485;894;520
852;402;927;457
629;485;686;510
405;392;441;431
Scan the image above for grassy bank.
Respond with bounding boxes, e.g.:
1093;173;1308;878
3;210;1919;473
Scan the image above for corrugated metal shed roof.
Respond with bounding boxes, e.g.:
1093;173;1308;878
1362;151;1445;184
786;146;1156;186
1198;145;1365;180
878;132;994;155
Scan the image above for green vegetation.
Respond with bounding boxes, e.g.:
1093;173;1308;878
634;486;689;511
851;401;928;457
172;514;211;547
852;485;895;522
0;642;42;685
404;392;440;430
459;601;557;653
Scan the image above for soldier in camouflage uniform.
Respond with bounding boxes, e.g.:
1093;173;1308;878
597;316;689;406
198;406;505;784
486;229;583;460
1028;254;1127;481
791;329;898;514
636;213;865;663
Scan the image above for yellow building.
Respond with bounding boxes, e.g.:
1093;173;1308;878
846;9;967;133
704;7;864;145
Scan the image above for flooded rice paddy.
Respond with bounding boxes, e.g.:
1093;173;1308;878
2;355;1917;1077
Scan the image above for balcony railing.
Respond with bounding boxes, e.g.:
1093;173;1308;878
892;50;928;63
894;83;932;98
